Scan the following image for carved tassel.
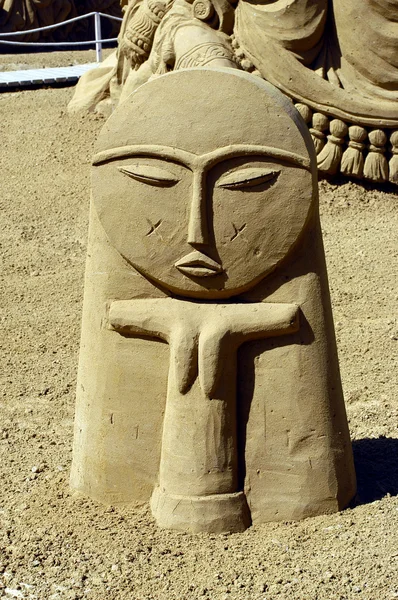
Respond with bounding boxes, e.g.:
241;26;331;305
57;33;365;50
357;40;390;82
310;113;329;154
389;131;398;185
340;125;367;178
240;58;255;72
232;43;254;72
231;34;238;50
295;103;312;125
317;119;348;175
364;130;388;183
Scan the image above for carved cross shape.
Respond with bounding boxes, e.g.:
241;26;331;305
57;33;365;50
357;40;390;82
109;298;299;531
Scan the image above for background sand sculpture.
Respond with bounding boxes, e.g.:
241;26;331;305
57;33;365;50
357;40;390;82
69;0;398;184
0;49;397;598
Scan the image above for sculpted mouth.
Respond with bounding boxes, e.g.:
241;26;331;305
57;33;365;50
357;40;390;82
175;251;223;278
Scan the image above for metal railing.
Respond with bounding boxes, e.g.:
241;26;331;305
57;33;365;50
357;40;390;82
0;11;123;62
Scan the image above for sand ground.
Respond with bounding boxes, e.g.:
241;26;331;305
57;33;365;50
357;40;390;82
0;51;397;600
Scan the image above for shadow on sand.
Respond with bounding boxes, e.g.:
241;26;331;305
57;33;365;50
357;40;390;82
352;437;398;504
319;173;398;195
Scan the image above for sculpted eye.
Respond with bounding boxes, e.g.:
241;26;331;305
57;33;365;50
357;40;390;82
118;164;180;187
217;167;280;190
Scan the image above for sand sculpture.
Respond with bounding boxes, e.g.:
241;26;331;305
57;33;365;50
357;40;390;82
68;0;398;184
0;0;121;42
71;67;356;533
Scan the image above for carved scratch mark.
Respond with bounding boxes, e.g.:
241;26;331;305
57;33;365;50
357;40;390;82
230;223;246;242
146;219;163;239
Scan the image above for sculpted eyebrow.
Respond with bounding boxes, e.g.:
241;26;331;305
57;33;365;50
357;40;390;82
92;144;311;170
92;146;193;167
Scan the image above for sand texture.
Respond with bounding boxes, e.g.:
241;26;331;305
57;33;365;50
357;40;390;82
0;52;397;600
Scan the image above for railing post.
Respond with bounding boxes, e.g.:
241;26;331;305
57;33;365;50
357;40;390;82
94;12;102;63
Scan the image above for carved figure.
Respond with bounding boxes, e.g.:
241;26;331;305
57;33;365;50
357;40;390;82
72;68;356;533
69;0;398;183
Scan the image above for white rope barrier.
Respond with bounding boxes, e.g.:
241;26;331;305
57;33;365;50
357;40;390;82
0;11;123;62
0;12;122;36
0;38;117;47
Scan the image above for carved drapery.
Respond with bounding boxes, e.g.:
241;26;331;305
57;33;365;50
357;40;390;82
68;0;398;183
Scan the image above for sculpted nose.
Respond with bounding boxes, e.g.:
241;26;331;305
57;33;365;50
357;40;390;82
187;172;209;246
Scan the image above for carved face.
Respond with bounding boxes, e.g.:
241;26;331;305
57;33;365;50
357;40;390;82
92;69;314;299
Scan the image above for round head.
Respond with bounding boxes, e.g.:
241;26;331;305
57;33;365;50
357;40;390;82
92;68;317;299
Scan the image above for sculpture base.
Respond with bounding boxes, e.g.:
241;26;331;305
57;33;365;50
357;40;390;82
150;487;251;533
